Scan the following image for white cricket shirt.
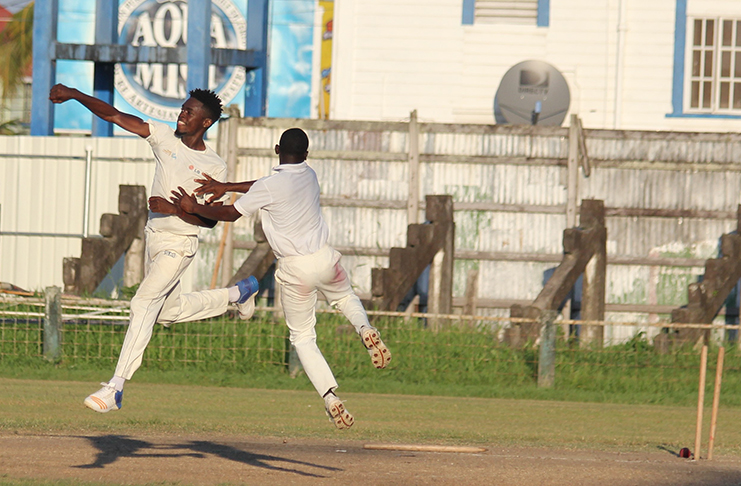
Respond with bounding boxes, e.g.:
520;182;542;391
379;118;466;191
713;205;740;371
233;162;329;259
145;120;227;236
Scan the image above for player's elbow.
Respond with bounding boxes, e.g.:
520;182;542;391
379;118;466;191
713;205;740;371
224;207;242;222
203;219;218;229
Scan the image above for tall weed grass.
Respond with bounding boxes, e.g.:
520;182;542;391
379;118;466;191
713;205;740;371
1;307;738;407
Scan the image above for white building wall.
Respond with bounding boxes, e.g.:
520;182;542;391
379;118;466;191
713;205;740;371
331;0;741;133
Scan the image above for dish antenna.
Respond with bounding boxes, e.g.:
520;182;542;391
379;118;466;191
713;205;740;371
494;60;570;126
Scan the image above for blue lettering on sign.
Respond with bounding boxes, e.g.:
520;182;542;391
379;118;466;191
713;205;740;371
115;0;247;122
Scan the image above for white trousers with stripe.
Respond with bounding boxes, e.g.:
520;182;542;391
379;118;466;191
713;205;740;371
275;245;371;396
114;226;229;379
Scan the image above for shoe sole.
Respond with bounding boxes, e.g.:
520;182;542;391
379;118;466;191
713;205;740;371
326;401;354;429
84;396;119;413
237;293;257;320
363;329;391;369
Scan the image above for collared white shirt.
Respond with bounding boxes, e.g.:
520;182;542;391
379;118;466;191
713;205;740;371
145;120;227;235
233;162;329;258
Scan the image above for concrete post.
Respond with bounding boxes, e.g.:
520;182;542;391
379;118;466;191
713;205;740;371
538;310;558;388
43;286;62;362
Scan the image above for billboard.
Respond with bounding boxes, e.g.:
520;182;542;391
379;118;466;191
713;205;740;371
53;0;316;133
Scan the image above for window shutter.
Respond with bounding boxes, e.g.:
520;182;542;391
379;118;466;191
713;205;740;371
475;0;538;25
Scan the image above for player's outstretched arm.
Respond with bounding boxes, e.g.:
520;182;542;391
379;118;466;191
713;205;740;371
170;187;242;222
194;174;256;203
149;196;220;229
49;84;150;138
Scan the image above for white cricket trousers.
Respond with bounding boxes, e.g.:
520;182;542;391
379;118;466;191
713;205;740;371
275;245;371;396
115;226;229;379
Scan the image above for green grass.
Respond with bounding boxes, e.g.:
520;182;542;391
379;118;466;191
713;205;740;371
2;309;740;408
3;377;741;456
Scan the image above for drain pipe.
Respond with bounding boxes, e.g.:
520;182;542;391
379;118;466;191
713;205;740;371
614;0;627;129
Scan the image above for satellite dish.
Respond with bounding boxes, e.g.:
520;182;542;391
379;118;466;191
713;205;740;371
494;60;570;126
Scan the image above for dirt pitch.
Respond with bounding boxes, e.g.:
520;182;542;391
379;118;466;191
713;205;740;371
2;432;741;485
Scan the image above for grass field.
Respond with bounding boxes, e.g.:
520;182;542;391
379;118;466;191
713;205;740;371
2;375;741;455
4;302;741;484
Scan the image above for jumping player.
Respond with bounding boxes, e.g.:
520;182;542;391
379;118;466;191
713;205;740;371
170;127;391;429
49;84;260;413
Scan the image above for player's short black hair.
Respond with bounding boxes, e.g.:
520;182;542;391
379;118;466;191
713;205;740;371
279;128;309;156
188;88;223;123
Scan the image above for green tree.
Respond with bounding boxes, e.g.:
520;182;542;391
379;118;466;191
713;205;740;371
0;2;34;101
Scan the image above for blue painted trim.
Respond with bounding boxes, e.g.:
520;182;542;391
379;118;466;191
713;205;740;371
186;0;212;94
30;0;58;136
666;113;741;119
461;0;475;25
92;64;114;137
670;0;687;116
92;0;117;137
537;0;550;27
244;0;269;117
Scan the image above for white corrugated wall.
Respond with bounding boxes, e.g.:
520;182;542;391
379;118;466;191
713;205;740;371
3;121;741;345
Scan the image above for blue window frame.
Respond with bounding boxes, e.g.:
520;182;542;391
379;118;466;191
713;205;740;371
669;0;741;119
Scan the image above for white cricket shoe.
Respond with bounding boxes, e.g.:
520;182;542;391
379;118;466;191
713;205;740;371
84;382;123;413
361;327;392;369
324;393;354;429
235;276;259;320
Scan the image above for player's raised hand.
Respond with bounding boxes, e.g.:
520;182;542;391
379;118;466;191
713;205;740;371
194;173;226;203
49;84;76;104
148;196;177;215
170;187;199;213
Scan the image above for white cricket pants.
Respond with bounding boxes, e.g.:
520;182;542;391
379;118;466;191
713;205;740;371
114;226;229;379
275;245;371;396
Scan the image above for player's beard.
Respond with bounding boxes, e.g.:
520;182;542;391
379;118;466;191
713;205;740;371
174;119;185;137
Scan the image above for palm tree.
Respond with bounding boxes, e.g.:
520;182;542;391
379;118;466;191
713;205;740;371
0;2;33;101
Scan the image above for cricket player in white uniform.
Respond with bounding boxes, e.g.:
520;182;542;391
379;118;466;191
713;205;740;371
171;128;391;429
49;84;260;413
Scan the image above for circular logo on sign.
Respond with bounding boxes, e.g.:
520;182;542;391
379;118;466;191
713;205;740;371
115;0;247;121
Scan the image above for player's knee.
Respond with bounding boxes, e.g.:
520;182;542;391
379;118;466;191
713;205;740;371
291;329;317;347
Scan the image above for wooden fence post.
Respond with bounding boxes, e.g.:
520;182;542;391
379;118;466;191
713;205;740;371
123;236;144;288
221;110;240;287
538;310;558;388
563;114;580;323
407;110;420;226
43;286;62;362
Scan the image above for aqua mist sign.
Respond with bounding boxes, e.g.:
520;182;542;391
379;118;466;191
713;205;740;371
115;0;247;121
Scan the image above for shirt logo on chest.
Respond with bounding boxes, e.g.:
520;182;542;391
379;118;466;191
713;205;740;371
163;149;177;159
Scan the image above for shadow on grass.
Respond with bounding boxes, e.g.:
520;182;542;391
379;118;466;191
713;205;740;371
72;434;341;478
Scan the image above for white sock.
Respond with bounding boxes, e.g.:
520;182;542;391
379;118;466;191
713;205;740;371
228;285;240;302
108;375;126;392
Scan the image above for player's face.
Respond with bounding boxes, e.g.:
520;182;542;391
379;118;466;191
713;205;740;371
175;98;211;136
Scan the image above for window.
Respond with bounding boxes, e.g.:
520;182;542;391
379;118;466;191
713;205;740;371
462;0;548;27
475;0;538;24
688;18;741;113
